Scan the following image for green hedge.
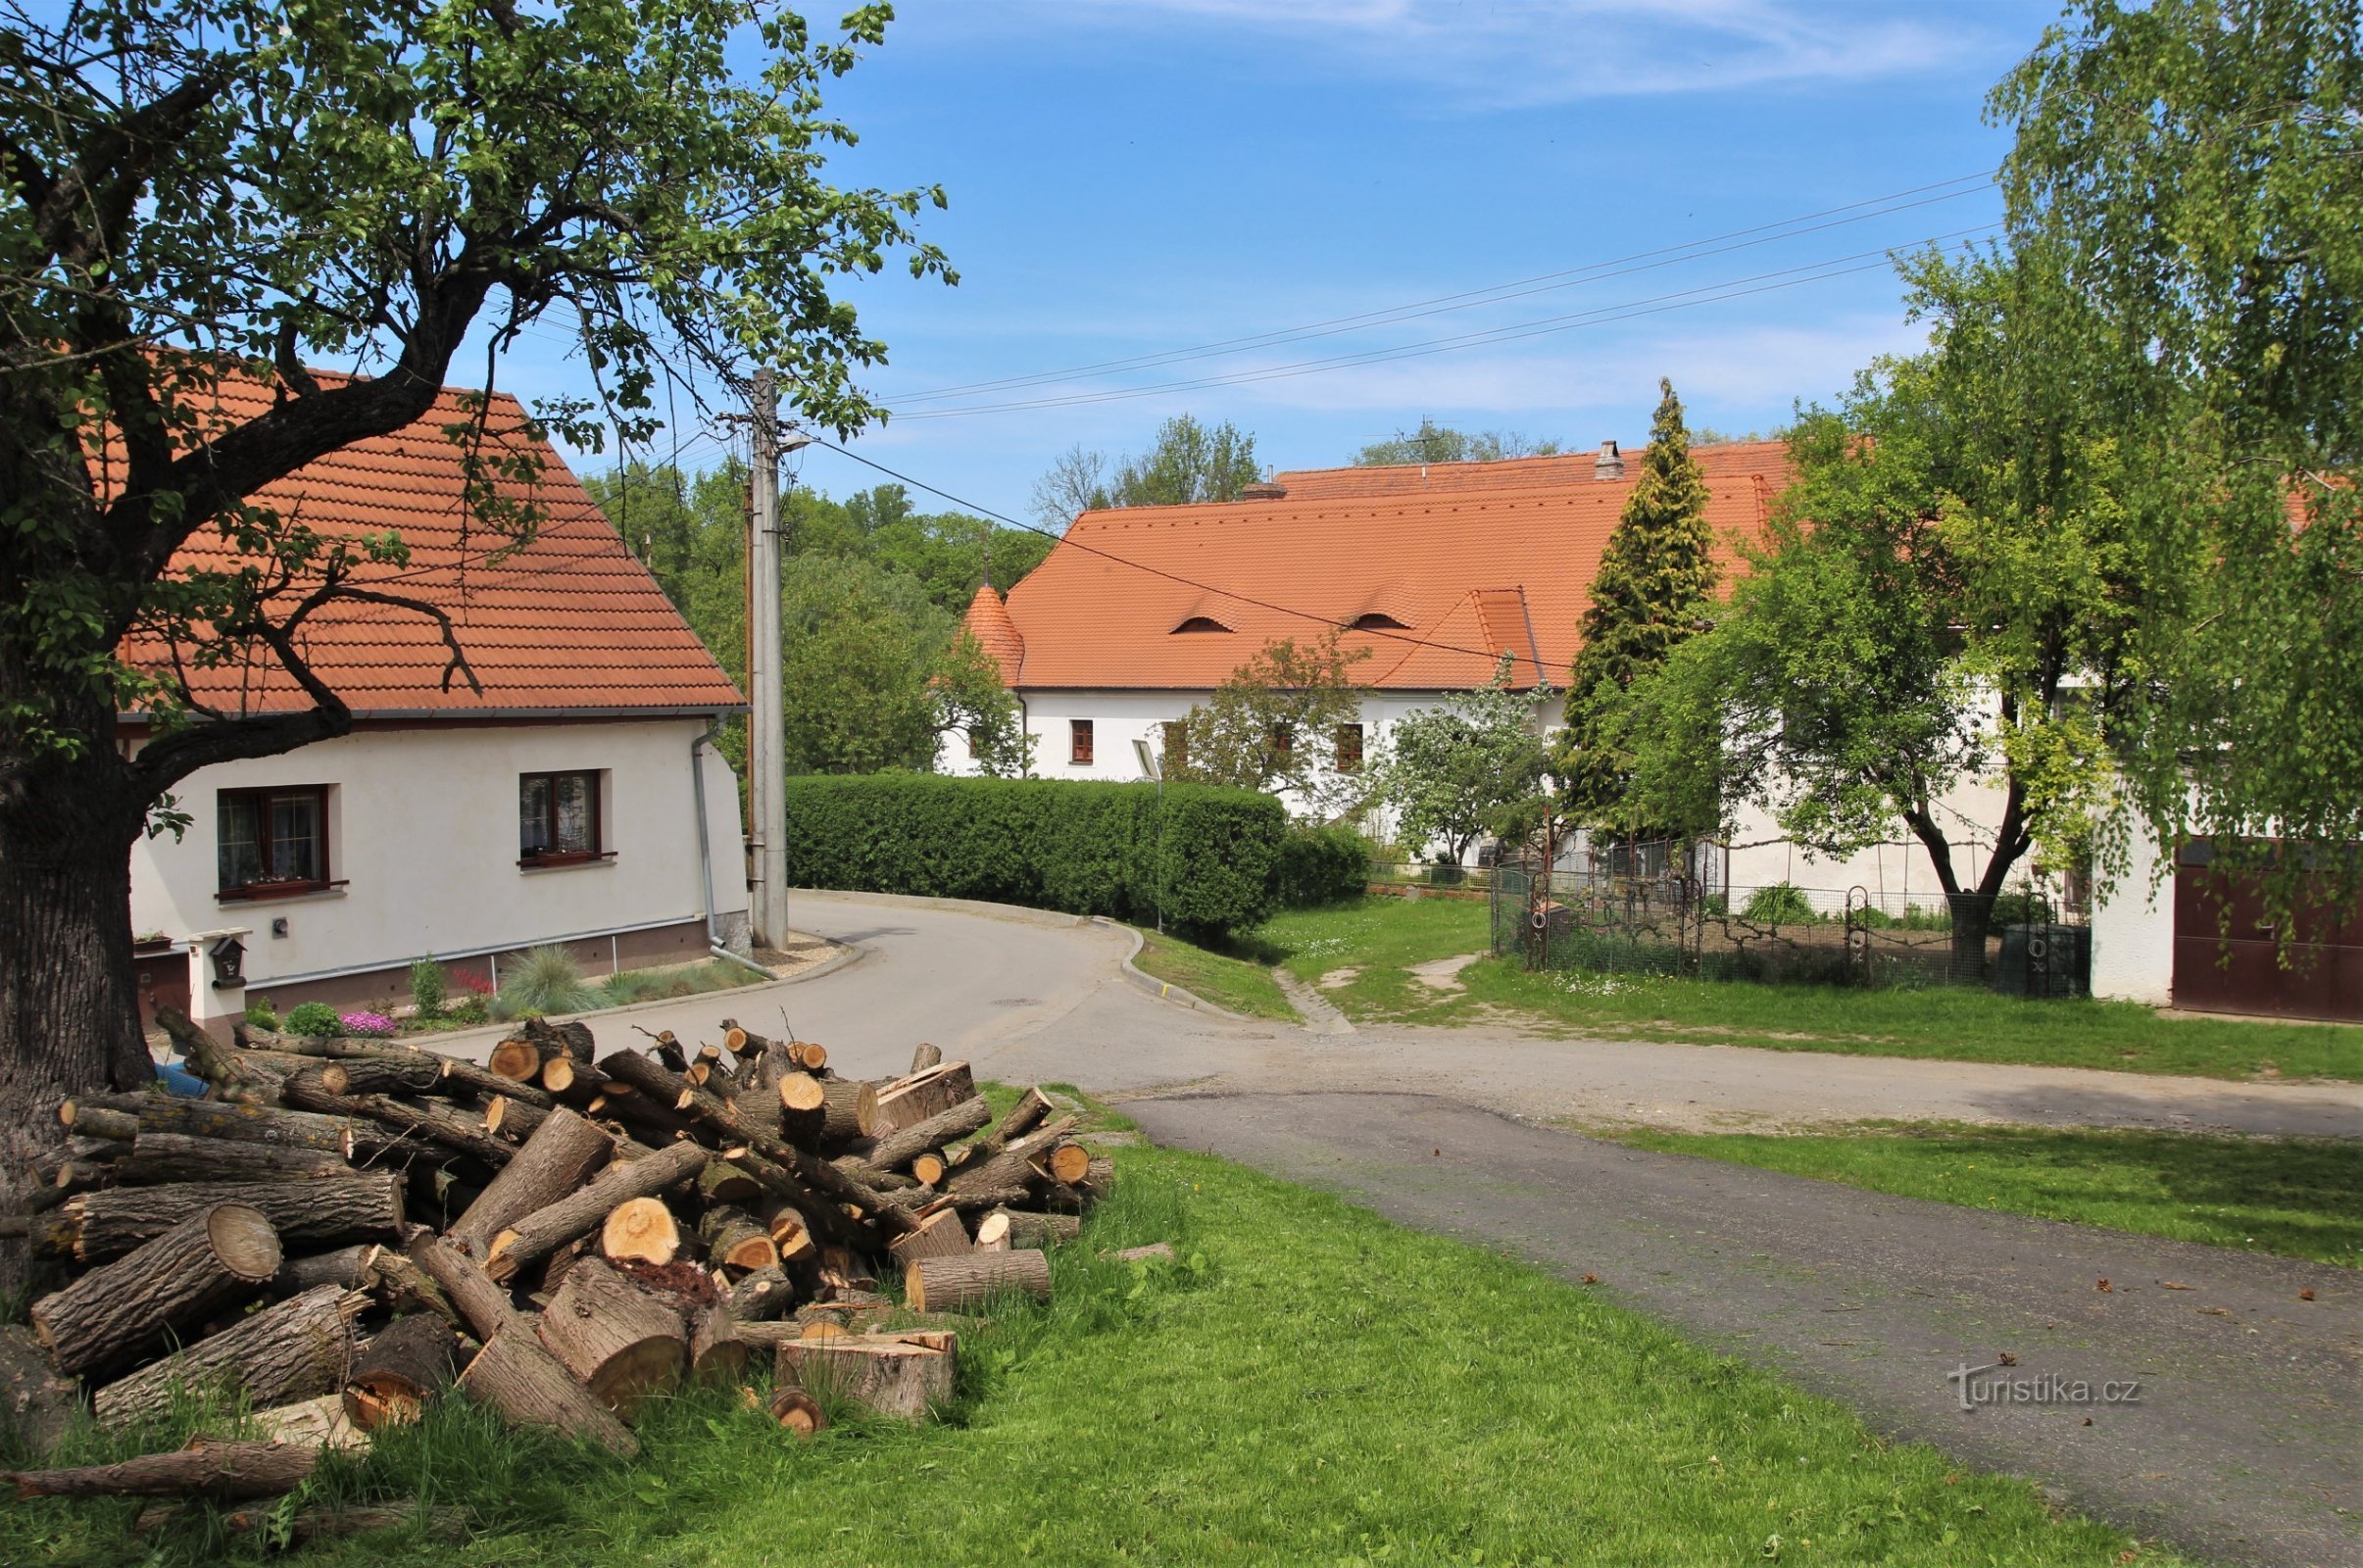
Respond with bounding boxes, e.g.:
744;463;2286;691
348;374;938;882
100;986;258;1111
779;774;1286;938
1276;824;1371;907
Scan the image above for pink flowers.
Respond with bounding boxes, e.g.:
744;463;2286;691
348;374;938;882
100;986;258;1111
340;1010;397;1038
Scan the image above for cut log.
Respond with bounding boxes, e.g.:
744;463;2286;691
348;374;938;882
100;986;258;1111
483;1095;548;1143
441;1054;554;1108
651;1031;690;1074
115;1132;349;1185
133;1501;470;1547
909;1042;943;1074
910;1152;947;1188
1108;1243;1175;1265
65;1174;404;1262
698;1205;779;1273
55;1102;138;1142
688;1302;750;1383
93;1285;367;1427
360;1246;463;1328
986;1208;1079;1249
719;1150;868;1252
488;1017;596;1082
158;1008;284;1105
766;1386;827;1437
447;1106;614;1257
459;1331;637;1458
318;1055;443;1098
905;1249;1052;1313
761;1199;817;1262
0;1325;79;1456
30;1203;281;1376
886;1206;971;1269
1077;1155;1114;1202
816;1077;878;1146
974;1210;1011;1251
855;1095;991;1178
3;1440;320;1501
1034;1141;1094;1188
771;1070;827;1151
408;1236;529;1347
697;1159;763;1207
599;1196;682;1267
945;1115;1078;1200
482;1138;709;1284
535;1257;686;1412
277;1244;372;1294
727;1267;795;1322
792;1039;828;1073
873;1060;974;1136
278;1075;517;1170
343;1312;459;1430
774;1336;954;1423
818;1246;878;1294
966;1086;1054;1162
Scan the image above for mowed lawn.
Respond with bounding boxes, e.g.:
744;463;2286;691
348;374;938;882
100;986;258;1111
1140;895;2363;1083
1609;1121;2363;1269
7;1143;2175;1567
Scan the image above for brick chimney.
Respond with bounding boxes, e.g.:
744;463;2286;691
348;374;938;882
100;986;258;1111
1240;480;1289;501
1593;440;1624;481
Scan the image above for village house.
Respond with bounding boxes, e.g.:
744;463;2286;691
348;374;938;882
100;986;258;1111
123;376;751;1036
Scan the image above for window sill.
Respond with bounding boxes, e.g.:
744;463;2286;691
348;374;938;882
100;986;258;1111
217;882;348;906
518;853;617;873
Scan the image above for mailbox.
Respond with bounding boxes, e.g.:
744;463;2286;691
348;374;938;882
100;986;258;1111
208;934;247;991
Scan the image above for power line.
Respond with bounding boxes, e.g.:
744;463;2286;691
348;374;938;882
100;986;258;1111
889;171;1997;408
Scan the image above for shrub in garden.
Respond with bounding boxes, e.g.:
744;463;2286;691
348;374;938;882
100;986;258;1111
284;1002;342;1038
408;956;448;1020
1275;824;1371;906
243;999;280;1032
1740;882;1817;925
492;945;600;1021
779;773;1285;938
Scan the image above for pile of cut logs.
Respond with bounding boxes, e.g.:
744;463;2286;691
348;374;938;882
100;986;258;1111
0;1012;1111;1525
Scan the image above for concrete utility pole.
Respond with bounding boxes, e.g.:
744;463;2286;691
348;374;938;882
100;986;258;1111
746;371;789;951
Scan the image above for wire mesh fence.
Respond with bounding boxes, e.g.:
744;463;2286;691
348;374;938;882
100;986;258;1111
1489;857;2089;995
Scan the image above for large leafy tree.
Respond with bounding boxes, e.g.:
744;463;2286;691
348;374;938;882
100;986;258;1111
1552;378;1717;827
1354;419;1560;467
1614;251;2142;976
1029;414;1261;523
0;0;948;1268
1167;632;1369;819
1372;656;1552;863
1992;0;2363;912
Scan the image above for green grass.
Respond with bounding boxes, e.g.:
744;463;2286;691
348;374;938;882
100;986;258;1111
5;1140;2174;1566
1606;1121;2363;1269
1263;893;1494;1012
1128;926;1298;1021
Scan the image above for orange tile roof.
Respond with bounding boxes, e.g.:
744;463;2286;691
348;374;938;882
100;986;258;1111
998;441;1789;692
961;583;1026;683
119;372;743;718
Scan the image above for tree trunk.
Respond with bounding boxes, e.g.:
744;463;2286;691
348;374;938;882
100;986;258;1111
407;1235;529;1347
30;1202;283;1376
93;1284;368;1427
482;1138;708;1283
873;1061;974;1136
61;1172;404;1261
904;1248;1051;1312
343;1311;459;1430
114;1131;352;1184
458;1330;638;1457
816;1077;878;1146
3;1439;322;1501
853;1095;991;1179
0;1325;80;1456
534;1256;685;1412
886;1205;971;1268
0;774;163;1302
687;1301;749;1383
64;1093;362;1155
774;1335;954;1423
447;1106;613;1256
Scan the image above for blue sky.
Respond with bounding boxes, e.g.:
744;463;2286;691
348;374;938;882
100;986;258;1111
508;0;2070;525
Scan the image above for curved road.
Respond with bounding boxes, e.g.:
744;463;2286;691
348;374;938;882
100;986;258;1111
448;892;2363;1565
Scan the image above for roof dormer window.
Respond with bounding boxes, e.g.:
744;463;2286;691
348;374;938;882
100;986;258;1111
1172;615;1234;634
1349;612;1408;631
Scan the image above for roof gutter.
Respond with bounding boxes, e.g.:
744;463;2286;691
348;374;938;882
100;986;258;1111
117;704;748;726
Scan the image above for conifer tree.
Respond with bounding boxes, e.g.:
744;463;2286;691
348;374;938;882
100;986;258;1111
1554;379;1718;828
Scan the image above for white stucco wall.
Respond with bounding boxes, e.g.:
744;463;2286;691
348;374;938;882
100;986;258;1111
2090;813;2175;1005
130;715;748;991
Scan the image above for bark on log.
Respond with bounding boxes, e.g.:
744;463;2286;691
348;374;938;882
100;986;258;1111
727;1266;795;1322
459;1331;637;1457
909;1042;943;1074
93;1285;366;1427
598;1050;917;1236
65;1094;365;1155
317;1055;444;1098
774;1336;954;1423
483;1095;548;1144
983;1209;1080;1250
765;1385;826;1436
115;1132;349;1185
0;1326;78;1456
343;1312;459;1430
854;1096;991;1178
483;1139;709;1283
535;1257;685;1412
1034;1141;1094;1188
600;1197;681;1267
720;1150;867;1252
945;1116;1079;1200
448;1107;613;1257
30;1203;282;1376
54;1103;137;1142
965;1086;1055;1162
697;1159;763;1207
873;1061;974;1136
158;1009;283;1105
487;1017;596;1082
698;1205;778;1273
816;1077;878;1146
3;1440;320;1501
280;1073;517;1170
408;1236;529;1347
65;1174;404;1262
277;1244;372;1294
441;1054;554;1108
790;1039;828;1073
904;1249;1052;1313
651;1031;691;1074
886;1206;971;1269
688;1302;749;1383
361;1246;463;1327
772;1071;826;1149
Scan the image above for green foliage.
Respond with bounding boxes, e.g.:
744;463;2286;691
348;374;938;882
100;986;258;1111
597;959;748;1006
779;774;1286;937
1167;632;1370;818
1030;416;1262;524
284;1003;342;1039
1991;0;2363;927
1354;418;1561;466
1739;883;1817;926
406;958;447;1022
1372;654;1553;861
491;946;600;1022
1555;379;1718;828
241;1000;280;1032
1273;824;1371;907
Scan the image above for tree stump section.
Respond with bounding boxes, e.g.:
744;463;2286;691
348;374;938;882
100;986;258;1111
535;1257;686;1412
1033;1141;1093;1188
2;1439;321;1501
688;1302;750;1384
728;1266;795;1322
766;1385;827;1437
343;1311;459;1430
816;1078;878;1147
886;1206;971;1269
115;1132;350;1185
987;1209;1080;1250
31;1202;282;1376
62;1174;404;1263
448;1107;614;1256
601;1197;682;1267
698;1204;778;1273
482;1138;708;1283
459;1331;638;1458
904;1248;1051;1313
93;1284;367;1428
873;1061;974;1136
774;1335;954;1423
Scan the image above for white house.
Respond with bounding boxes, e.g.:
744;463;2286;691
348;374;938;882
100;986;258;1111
123;375;750;1035
946;440;2012;911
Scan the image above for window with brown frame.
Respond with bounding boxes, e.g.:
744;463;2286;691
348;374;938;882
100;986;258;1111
1335;722;1364;771
1161;719;1188;777
217;786;332;899
1269;722;1294;761
519;770;604;865
1069;719;1095;766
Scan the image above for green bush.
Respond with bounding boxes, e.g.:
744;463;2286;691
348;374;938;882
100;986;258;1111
284;1002;342;1038
1740;882;1818;925
242;999;280;1031
409;956;448;1020
1276;825;1371;906
779;774;1286;938
492;945;600;1021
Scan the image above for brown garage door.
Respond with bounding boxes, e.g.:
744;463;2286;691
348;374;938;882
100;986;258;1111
2172;841;2363;1022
